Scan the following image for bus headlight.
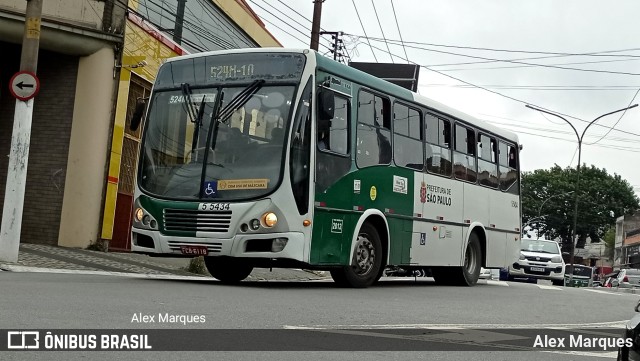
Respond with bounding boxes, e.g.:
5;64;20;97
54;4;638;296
262;212;278;227
135;208;144;222
250;219;261;231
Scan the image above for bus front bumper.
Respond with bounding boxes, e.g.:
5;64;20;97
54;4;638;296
130;228;307;263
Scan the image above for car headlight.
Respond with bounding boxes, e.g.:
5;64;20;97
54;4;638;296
551;256;562;263
519;253;525;260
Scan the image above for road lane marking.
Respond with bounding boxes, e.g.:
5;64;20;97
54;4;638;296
582;288;624;296
536;285;563;290
485;280;509;286
284;320;628;329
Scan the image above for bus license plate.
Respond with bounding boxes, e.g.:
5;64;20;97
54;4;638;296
180;246;208;256
199;203;230;211
530;267;545;272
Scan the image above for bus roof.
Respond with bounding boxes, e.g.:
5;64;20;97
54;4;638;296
164;47;520;144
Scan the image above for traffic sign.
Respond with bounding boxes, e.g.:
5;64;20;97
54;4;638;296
9;71;40;101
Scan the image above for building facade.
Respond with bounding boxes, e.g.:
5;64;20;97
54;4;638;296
615;214;640;268
0;0;124;247
0;0;280;249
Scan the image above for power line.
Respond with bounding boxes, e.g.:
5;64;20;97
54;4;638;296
352;35;640;59
390;0;409;63
257;0;312;33
247;0;333;52
370;0;393;63
246;0;311;42
436;58;640;72
364;37;640;76
351;0;377;62
275;0;325;31
586;87;640;145
420;84;640;91
362;40;640;139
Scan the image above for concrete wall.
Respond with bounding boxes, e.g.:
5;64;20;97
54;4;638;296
58;47;115;247
0;41;78;245
0;0;105;30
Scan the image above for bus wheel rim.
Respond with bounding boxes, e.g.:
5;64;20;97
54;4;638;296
465;244;477;274
353;234;375;276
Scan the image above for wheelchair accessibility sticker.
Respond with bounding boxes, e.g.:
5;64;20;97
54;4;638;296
203;181;218;198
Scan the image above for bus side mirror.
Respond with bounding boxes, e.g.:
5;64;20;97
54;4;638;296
318;90;334;121
130;98;147;131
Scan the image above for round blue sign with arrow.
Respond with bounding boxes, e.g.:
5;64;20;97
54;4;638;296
9;71;40;101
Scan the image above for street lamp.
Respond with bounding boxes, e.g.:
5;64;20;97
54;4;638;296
523;191;574;232
525;103;638;283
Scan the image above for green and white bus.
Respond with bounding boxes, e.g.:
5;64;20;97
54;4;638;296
130;48;522;288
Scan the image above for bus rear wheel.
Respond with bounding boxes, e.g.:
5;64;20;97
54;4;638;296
432;233;482;286
330;223;383;288
204;256;253;284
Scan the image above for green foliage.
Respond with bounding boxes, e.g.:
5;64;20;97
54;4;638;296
184;256;207;275
603;228;615;261
522;164;639;251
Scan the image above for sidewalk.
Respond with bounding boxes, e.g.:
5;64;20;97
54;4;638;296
0;243;328;281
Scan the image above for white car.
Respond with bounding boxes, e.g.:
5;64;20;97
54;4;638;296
508;239;565;285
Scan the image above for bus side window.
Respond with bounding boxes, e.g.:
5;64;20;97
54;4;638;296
498;141;519;193
318;93;349;155
477;133;498;188
393;103;423;170
453;124;477;183
425;113;452;177
356;90;391;168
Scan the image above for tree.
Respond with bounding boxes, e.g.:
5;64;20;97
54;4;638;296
522;164;639;252
603;228;615;261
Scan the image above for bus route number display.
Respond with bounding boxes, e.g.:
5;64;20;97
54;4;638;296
211;64;255;80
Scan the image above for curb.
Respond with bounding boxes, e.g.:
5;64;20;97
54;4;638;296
0;264;210;280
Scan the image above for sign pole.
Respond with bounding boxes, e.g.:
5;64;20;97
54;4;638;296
0;0;43;263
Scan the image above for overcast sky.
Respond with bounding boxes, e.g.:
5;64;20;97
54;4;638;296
248;0;640;196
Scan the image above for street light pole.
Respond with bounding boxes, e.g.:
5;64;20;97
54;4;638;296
522;191;574;233
525;104;638;284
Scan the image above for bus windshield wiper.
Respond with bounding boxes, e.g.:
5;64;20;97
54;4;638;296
180;83;197;123
190;95;206;155
215;79;265;124
210;79;265;151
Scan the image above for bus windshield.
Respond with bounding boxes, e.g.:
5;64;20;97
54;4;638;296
139;84;295;200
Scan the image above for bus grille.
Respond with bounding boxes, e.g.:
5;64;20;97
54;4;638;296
163;209;232;233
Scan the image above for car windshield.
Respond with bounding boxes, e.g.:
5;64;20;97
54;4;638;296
521;240;560;254
139;84;295;200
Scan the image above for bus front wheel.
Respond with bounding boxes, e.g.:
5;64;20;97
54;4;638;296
204;256;253;284
330;223;383;288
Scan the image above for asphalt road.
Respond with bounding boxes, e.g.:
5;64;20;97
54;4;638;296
1;271;638;361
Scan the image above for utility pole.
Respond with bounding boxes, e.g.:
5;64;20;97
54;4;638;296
0;0;43;262
310;0;324;50
320;31;344;61
173;0;187;44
